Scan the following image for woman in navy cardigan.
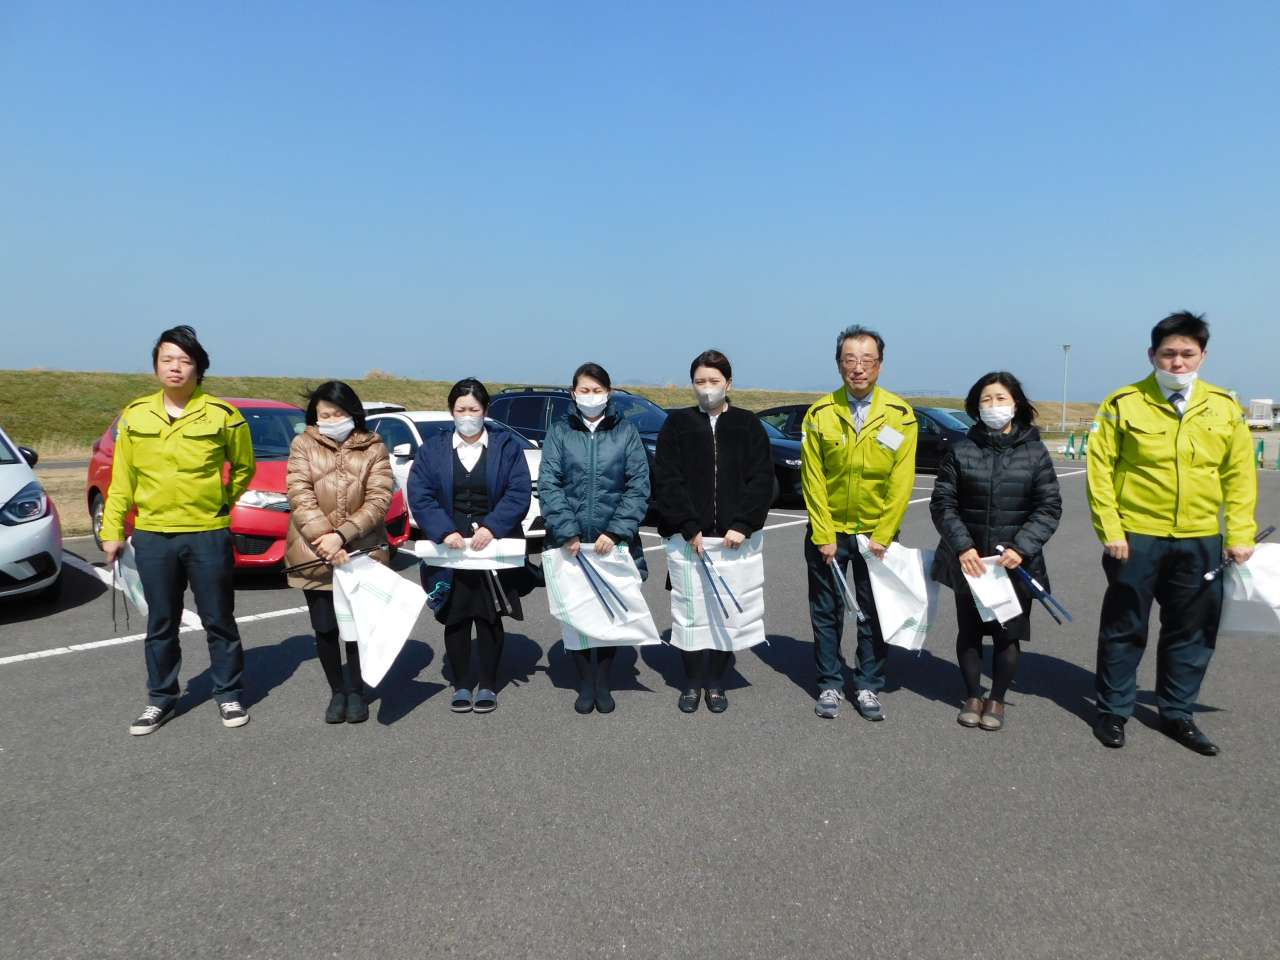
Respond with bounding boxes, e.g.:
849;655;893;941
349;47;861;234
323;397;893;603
407;379;532;714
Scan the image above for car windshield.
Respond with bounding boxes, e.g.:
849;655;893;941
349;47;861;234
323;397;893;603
611;395;667;433
759;419;787;441
926;408;976;430
241;408;307;460
412;419;535;450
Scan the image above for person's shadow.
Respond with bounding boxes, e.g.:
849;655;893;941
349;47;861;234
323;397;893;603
640;631;751;691
884;647;961;706
750;633;817;696
546;640;653;692
373;639;444;725
174;632;314;716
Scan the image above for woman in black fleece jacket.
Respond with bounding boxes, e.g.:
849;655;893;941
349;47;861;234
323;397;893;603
654;350;775;713
930;372;1062;731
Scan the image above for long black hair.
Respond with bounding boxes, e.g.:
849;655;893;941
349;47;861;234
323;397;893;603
152;325;210;384
572;362;611;391
305;380;366;430
963;371;1037;427
447;378;491;412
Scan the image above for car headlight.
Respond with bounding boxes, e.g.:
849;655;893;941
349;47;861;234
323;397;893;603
783;458;802;468
0;481;50;525
237;490;291;512
644;442;657;454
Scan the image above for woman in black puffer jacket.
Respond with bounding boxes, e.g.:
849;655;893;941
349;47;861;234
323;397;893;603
930;372;1061;731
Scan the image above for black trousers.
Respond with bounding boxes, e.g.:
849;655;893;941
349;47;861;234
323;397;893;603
444;618;505;692
1095;533;1223;721
305;590;363;694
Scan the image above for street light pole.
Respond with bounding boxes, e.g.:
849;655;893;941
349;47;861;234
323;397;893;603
1061;344;1072;432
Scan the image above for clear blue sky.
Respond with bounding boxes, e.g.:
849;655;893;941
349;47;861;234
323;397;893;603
2;2;1277;402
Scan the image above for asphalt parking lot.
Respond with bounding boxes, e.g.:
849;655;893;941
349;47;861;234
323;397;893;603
2;468;1278;960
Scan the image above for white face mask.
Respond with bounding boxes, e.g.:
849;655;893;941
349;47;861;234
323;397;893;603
979;405;1015;431
696;386;728;412
575;393;609;418
1153;365;1198;392
317;417;355;442
453;414;484;437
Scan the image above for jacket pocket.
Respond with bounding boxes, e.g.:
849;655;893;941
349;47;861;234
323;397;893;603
1189;419;1229;467
1120;421;1167;466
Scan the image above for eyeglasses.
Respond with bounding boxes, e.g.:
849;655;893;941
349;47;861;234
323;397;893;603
840;357;881;370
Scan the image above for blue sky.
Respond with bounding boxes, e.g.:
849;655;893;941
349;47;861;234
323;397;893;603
2;2;1277;402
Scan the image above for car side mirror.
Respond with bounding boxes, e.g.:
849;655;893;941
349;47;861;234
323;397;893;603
391;443;413;458
18;447;38;467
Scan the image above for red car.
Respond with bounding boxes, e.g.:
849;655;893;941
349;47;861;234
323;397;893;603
87;398;410;568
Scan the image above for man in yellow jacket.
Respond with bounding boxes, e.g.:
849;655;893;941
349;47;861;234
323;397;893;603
801;325;918;720
1087;312;1257;755
102;326;257;735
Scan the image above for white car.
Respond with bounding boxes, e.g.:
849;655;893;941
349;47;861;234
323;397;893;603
0;426;63;602
365;411;545;540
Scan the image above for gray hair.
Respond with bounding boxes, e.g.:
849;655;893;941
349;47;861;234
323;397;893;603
835;324;885;362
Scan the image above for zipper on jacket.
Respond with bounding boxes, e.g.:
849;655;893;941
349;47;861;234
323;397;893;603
587;428;597;539
1173;405;1184;529
712;415;719;532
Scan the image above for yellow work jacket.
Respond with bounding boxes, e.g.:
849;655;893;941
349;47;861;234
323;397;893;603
1087;374;1256;547
801;386;918;546
101;388;257;540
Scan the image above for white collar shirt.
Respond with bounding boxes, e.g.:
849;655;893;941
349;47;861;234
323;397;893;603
452;427;489;471
1158;380;1195;417
845;388;874;433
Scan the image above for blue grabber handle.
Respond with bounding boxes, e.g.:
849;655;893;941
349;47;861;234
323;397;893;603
994;546;1071;623
574;552;616;621
696;552;730;618
578;553;628;611
701;551;744;614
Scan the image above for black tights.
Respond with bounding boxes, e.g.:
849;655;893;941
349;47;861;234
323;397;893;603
316;630;364;695
444;618;505;692
571;647;616;686
956;632;1020;703
681;649;732;690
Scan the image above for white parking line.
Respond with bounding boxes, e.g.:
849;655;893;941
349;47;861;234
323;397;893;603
61;554;204;629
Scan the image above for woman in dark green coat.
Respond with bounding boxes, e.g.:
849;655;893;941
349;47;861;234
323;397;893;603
538;362;652;714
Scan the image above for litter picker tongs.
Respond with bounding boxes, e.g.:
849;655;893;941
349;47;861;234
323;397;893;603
994;545;1073;624
575;551;627;621
471;524;513;616
699;550;744;616
111;558;130;634
1203;525;1275;582
282;543;387;576
830;562;868;623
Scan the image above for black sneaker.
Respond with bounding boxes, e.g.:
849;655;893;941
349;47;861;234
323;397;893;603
217;701;250;728
129;705;173;736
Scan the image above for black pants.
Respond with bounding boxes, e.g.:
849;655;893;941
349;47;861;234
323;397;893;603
444;618;505;692
133;529;244;710
1095;533;1223;721
305;590;364;694
681;649;732;689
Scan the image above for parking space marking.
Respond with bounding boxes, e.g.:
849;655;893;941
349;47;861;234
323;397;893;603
61;554;204;629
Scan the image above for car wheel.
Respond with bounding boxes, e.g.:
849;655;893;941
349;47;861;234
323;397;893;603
90;492;106;550
35;570;63;604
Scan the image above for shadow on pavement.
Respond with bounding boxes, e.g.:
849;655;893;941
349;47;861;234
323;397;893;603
545;640;654;692
885;648;959;705
640;633;751;691
374;639;443;725
750;634;815;697
175;632;315;716
0;562;107;625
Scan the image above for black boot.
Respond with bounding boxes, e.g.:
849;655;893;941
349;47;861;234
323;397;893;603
574;676;596;714
346;689;369;723
325;691;347;724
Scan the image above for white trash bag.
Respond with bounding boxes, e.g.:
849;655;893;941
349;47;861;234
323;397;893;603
665;532;766;651
115;539;149;616
1219;543;1280;637
855;534;939;651
543;546;660;650
963;557;1023;625
332;555;427;687
414;538;527;570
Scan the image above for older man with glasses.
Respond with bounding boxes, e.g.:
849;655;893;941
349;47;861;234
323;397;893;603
800;324;919;720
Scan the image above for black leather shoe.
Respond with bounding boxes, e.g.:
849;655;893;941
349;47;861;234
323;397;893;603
345;690;369;724
1094;714;1126;748
325;692;347;724
678;688;700;713
705;688;728;713
574;679;596;714
1160;716;1219;756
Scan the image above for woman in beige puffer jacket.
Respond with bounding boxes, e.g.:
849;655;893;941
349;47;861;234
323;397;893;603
286;381;395;724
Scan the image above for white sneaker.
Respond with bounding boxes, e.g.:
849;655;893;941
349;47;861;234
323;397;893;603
815;688;844;719
855;689;885;721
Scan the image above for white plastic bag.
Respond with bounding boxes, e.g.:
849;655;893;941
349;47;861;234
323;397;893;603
666;532;766;651
963;557;1022;625
413;538;528;570
114;539;149;616
332;555;427;687
1219;543;1280;637
543;546;660;649
855;535;939;651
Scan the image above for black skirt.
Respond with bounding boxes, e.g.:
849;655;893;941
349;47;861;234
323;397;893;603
442;568;525;626
954;580;1033;642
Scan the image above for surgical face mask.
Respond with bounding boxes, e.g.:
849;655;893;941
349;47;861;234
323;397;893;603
1153;365;1198;392
696;386;728;411
317;417;355;442
575;393;609;418
979;405;1016;431
453;414;484;437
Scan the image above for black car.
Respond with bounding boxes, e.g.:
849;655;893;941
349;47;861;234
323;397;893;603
488;386;668;472
758;418;803;505
754;401;975;472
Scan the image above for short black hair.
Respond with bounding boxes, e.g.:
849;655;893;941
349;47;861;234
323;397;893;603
964;371;1038;427
305;380;366;430
1151;311;1210;352
572;362;612;391
447;378;491;412
690;349;732;382
835;324;885;362
152;325;210;384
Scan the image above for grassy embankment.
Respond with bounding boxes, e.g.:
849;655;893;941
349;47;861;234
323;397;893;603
0;369;1101;537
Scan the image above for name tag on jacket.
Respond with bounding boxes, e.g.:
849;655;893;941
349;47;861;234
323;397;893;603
876;425;905;452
